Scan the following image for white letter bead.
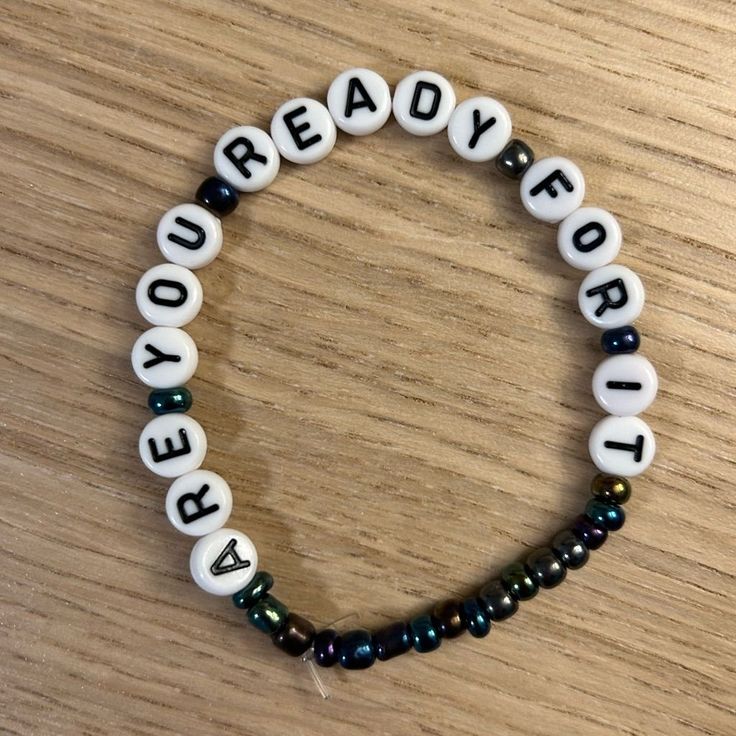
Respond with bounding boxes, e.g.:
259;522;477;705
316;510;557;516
327;68;392;136
135;263;203;327
392;70;456;137
557;207;622;271
592;354;658;417
131;326;198;388
156;203;223;269
139;413;207;478
589;415;655;477
166;469;233;536
578;264;645;329
520;157;585;223
214;126;280;192
190;528;258;596
447;96;512;162
270;98;336;164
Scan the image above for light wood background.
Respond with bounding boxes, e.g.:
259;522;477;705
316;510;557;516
1;1;734;734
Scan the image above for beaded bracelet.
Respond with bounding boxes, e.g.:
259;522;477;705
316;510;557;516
132;69;657;676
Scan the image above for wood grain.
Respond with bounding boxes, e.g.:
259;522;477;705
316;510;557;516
1;1;734;734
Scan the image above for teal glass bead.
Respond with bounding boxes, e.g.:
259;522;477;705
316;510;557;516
501;561;539;601
461;598;491;638
409;614;441;653
232;571;274;610
148;386;192;415
338;629;375;669
585;499;626;532
247;594;289;634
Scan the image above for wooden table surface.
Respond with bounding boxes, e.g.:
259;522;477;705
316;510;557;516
1;1;734;734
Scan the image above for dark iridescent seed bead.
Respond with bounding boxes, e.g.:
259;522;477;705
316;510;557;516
272;613;315;657
247;594;288;634
572;514;608;550
461;598;491;638
312;628;341;668
585;499;626;532
432;599;466;639
232;571;274;609
338;629;375;669
551;530;589;570
148;386;192;415
591;473;632;505
409;614;441;653
501;561;539;601
525;547;567;589
601;325;640;354
478;578;519;621
195;176;239;216
495;138;535;179
373;621;412;662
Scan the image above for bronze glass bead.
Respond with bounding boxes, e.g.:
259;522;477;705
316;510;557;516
432;599;466;639
272;613;315;656
591;473;632;505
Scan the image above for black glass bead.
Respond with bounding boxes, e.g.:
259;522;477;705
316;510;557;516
432;599;466;639
148;386;192;415
478;578;519;621
373;621;412;662
461;598;491;638
195;176;239;216
232;571;273;609
525;547;567;589
271;613;315;657
338;629;375;669
585;499;626;532
591;473;632;505
501;562;539;601
495;139;535;179
409;614;441;653
551;530;589;570
571;514;608;550
601;325;640;354
312;628;341;668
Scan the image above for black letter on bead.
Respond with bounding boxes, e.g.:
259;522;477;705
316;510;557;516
223;136;268;179
148;279;188;308
409;81;441;120
604;434;645;462
468;109;496;149
176;483;220;524
167;217;206;250
148;428;191;463
585;278;629;317
210;538;252;576
529;169;574;199
572;221;606;253
142;343;182;369
283;106;322;150
345;77;377;117
606;380;642;391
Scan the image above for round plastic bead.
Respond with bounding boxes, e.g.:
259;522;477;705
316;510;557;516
525;547;567;588
195;176;239;217
571;514;608;550
589;415;656;476
602;325;640;354
496;138;534;179
189;527;258;596
409;615;441;653
578;264;645;330
272;613;315;657
326;68;392;136
432;599;466;639
478;578;519;621
551;530;589;570
148;386;192;415
338;629;375;669
447;96;512;162
585;499;626;532
232;571;274;610
136;263;203;327
592;354;658;417
520;157;585;223
247;594;289;634
501;562;539;601
392;70;456;137
165;469;233;536
557;207;622;271
313;628;341;667
591;473;632;505
131;326;198;389
461;598;491;638
157;203;223;270
214;125;280;192
372;621;412;662
271;98;336;164
138;413;207;478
